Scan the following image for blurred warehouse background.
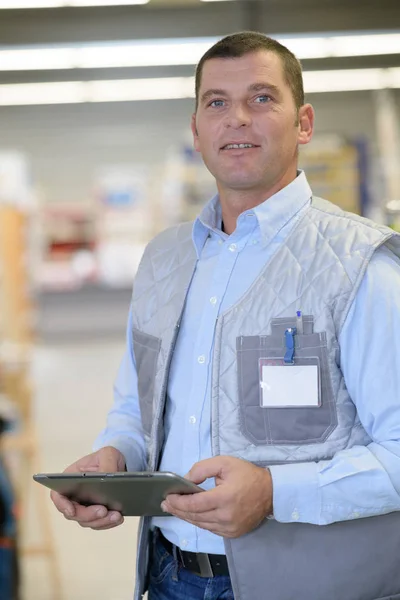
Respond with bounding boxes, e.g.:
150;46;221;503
0;0;400;598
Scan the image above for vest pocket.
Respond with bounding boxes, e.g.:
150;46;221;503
236;332;337;446
132;328;161;436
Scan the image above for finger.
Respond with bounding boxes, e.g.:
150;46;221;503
170;514;226;537
185;457;229;484
51;491;76;517
164;488;221;514
77;512;124;529
98;448;121;472
89;520;125;531
65;503;110;524
64;453;96;474
166;507;219;525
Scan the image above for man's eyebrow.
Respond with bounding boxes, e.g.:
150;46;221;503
200;89;228;104
248;83;280;95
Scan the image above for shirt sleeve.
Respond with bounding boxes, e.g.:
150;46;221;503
92;307;147;472
269;244;400;525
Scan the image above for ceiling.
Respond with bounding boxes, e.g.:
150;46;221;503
1;0;400;46
0;0;399;92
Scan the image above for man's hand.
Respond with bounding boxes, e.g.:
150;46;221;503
162;456;273;538
50;446;126;530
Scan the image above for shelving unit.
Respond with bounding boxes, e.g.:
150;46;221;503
0;155;62;599
300;136;363;215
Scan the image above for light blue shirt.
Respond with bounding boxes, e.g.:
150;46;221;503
94;171;400;555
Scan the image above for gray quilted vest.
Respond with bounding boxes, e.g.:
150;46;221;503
131;197;400;600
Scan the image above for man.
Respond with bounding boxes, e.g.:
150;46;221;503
52;32;400;600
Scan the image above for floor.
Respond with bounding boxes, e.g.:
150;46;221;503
20;338;141;600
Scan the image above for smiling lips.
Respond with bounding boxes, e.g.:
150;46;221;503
221;142;260;151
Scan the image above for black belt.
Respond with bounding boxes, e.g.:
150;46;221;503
157;530;230;578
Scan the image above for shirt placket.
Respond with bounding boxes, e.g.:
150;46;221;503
180;221;256;475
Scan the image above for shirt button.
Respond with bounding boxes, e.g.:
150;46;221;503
181;539;188;548
291;509;300;521
198;355;205;364
210;296;217;305
229;243;237;252
189;416;197;424
252;239;259;245
218;239;224;245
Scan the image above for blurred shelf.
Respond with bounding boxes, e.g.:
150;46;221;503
36;284;132;342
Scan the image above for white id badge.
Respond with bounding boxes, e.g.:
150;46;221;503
259;357;321;408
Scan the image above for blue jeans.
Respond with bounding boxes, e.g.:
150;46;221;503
147;532;234;600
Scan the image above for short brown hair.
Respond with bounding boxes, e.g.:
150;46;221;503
195;31;304;111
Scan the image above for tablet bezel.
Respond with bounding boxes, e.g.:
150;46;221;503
33;471;203;517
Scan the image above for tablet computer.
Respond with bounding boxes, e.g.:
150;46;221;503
33;471;204;517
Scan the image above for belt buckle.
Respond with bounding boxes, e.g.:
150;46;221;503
179;549;214;578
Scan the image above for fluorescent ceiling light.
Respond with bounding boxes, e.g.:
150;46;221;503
68;0;149;4
0;48;78;70
0;0;60;5
1;32;400;71
303;68;400;93
328;33;400;57
79;40;213;68
0;39;216;70
1;68;400;106
0;81;87;104
0;0;148;7
0;76;195;105
281;33;400;59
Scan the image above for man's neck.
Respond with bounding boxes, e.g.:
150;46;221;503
219;171;298;235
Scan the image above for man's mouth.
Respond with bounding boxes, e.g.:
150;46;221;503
221;143;259;150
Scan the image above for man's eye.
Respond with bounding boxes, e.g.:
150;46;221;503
255;95;271;103
209;100;225;108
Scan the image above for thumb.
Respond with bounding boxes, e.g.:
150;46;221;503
185;457;227;485
97;447;122;473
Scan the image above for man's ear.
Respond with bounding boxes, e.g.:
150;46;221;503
298;104;315;146
191;113;200;152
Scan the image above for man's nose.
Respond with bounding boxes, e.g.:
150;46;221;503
224;104;252;129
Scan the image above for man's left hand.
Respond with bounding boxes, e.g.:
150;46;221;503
161;456;273;538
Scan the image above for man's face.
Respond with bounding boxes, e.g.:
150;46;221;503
192;50;311;194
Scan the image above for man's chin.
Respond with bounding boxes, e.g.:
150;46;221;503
220;178;265;191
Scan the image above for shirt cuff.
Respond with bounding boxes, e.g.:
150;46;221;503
268;462;321;524
92;437;146;473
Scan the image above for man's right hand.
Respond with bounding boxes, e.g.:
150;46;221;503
50;446;126;530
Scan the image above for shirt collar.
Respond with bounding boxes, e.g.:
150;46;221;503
253;170;312;244
192;170;312;256
192;195;224;256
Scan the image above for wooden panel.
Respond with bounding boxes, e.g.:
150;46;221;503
0;206;32;345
